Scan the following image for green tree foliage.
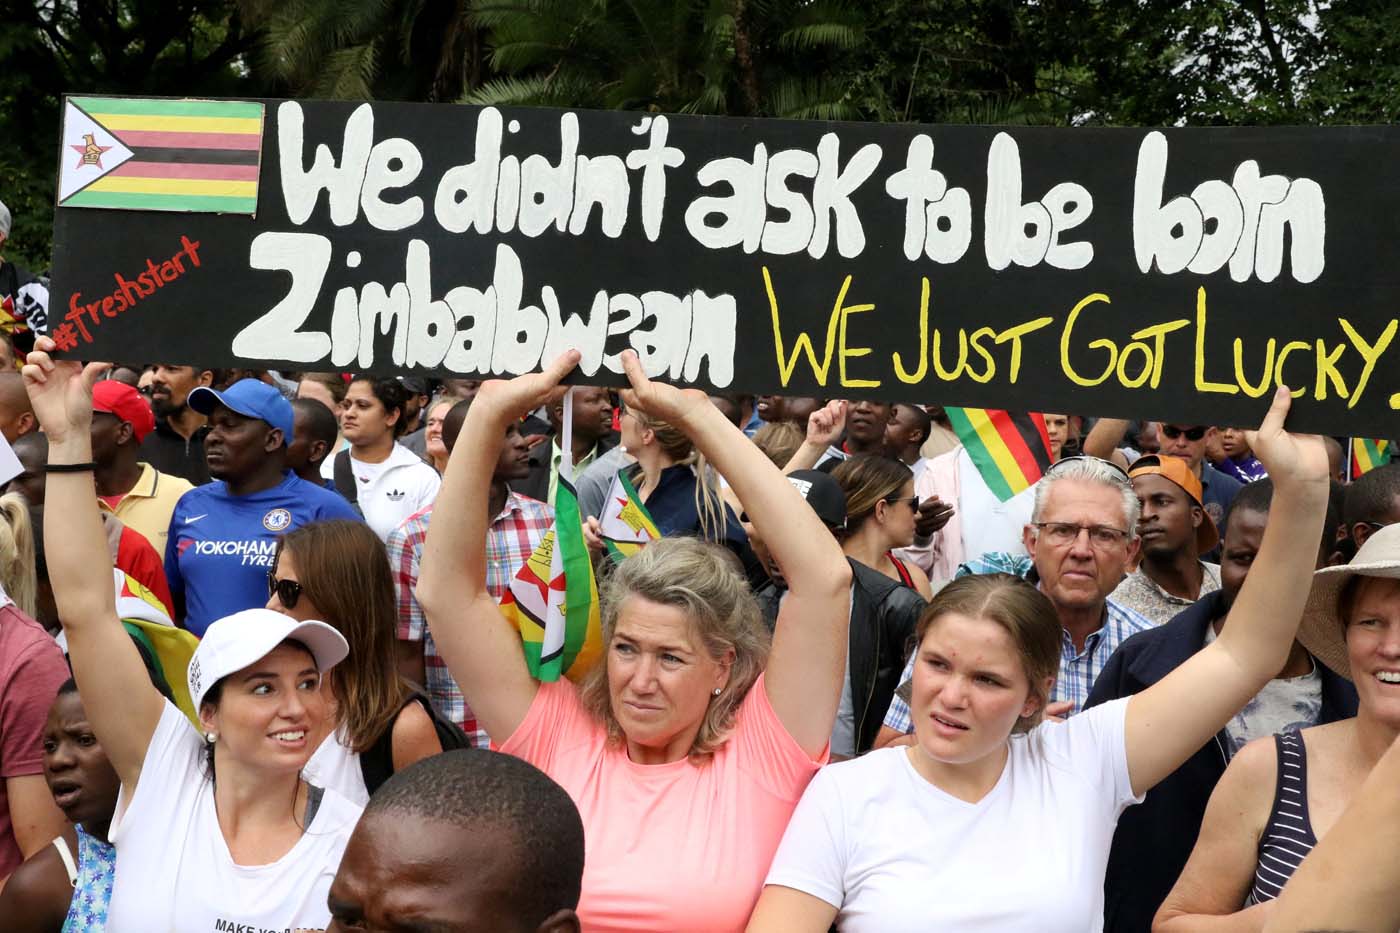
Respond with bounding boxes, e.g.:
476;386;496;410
0;1;257;268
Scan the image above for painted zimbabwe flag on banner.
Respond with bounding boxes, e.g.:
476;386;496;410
1351;437;1390;479
945;408;1053;502
57;96;263;214
598;469;661;561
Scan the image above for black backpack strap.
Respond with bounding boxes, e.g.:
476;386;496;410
359;690;474;796
332;448;361;513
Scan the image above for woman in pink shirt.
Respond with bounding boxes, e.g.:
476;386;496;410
417;350;852;933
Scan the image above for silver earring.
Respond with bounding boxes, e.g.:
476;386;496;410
712;688;721;696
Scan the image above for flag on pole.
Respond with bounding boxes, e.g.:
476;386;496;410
1351;437;1390;479
498;390;602;681
944;408;1053;502
598;469;661;560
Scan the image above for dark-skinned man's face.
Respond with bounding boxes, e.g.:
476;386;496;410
204;405;280;482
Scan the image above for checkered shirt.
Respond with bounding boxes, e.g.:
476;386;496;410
389;490;553;746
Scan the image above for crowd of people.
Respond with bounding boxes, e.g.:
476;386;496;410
0;315;1395;930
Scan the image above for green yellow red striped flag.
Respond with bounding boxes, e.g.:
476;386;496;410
1351;437;1390;479
58;96;263;214
945;408;1053;502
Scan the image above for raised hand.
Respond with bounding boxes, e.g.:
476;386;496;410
914;495;955;537
618;350;711;429
21;336;110;444
1244;385;1329;489
472;351;582;424
806;400;848;448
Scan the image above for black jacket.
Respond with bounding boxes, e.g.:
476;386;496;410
1084;590;1358;933
758;558;924;755
847;559;924;753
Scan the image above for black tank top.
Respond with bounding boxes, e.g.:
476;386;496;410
1245;731;1318;905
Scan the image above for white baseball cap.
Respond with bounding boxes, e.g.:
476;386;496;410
187;608;348;710
0;199;10;239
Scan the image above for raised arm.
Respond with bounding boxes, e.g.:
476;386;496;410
1082;417;1133;460
781;401;846;474
22;339;164;789
1261;733;1400;933
415;352;580;741
1124;387;1328;795
619;353;851;756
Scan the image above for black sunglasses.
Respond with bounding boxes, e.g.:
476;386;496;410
267;572;303;609
1161;425;1207;441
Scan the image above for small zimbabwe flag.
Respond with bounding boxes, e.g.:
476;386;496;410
945;408;1053;502
57;96;263;214
1351;437;1390;479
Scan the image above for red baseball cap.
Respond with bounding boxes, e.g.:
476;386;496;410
92;380;156;443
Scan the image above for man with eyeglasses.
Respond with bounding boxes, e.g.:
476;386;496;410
873;455;1152;747
1109;455;1221;625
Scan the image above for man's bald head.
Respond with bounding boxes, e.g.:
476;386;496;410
0;372;35;443
327;750;583;933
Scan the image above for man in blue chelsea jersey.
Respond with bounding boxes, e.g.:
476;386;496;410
164;378;361;636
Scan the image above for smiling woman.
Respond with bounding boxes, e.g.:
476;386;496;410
20;337;364;932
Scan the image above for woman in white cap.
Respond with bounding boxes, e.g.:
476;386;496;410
1155;520;1400;928
22;336;362;932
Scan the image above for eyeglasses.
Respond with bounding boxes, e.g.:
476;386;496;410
1044;454;1130;483
884;494;920;512
1161;425;1207;441
266;573;303;609
1033;521;1132;549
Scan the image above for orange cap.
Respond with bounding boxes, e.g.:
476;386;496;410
1128;454;1219;554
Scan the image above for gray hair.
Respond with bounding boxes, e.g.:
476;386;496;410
1031;458;1140;539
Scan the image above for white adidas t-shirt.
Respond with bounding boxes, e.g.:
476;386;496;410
765;698;1140;933
106;701;363;932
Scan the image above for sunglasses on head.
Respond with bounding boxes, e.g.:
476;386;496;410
1161;425;1207;441
267;572;303;610
1044;454;1130;483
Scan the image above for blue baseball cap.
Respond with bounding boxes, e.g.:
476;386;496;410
188;378;295;444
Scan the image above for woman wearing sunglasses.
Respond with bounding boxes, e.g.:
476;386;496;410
23;337;360;932
265;519;451;805
749;386;1330;932
831;454;932;599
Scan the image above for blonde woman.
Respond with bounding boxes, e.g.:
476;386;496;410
0;492;36;618
417;350;851;932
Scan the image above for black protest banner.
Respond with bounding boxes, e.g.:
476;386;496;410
49;95;1400;435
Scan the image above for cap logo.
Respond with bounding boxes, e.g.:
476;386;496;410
788;478;813;499
262;508;292;532
188;655;202;700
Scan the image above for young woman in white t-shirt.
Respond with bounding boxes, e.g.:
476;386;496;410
23;338;363;932
749;386;1330;933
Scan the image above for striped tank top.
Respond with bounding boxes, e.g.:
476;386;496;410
1245;730;1317;904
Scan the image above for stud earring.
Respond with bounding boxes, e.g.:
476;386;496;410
712;687;721;696
205;732;218;744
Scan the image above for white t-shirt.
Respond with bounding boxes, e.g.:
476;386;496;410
957;447;1036;561
766;698;1140;933
106;701;363;932
303;729;369;807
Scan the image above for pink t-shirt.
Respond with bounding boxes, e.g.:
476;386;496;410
0;604;69;878
499;674;825;932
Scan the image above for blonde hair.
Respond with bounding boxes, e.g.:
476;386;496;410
752;421;804;469
579;537;770;763
630;410;727;544
0;494;36;619
914;574;1059;733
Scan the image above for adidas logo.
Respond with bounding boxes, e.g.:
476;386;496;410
387;489;406;502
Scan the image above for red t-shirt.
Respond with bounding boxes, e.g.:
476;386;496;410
0;604;69;878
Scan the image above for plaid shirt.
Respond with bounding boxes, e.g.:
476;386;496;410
389;490;553;746
882;571;1154;731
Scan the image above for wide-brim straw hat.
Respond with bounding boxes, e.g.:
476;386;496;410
1297;523;1400;680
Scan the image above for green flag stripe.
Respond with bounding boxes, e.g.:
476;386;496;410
61;190;257;213
945;408;1016;501
555;476;594;672
70;97;264;119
